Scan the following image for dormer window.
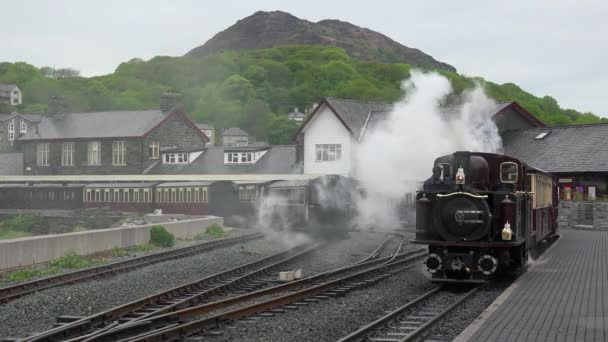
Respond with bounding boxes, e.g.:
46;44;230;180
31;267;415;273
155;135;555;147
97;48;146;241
163;153;189;164
224;150;267;164
20;119;27;133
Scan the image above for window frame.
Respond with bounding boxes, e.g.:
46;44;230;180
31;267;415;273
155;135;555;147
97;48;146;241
88;141;101;166
149;141;160;159
112;141;127;166
61;142;75;166
37;143;50;166
500;162;519;183
315;144;342;162
7;120;15;141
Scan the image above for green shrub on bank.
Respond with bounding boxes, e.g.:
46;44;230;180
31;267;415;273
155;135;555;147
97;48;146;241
7;214;36;232
205;224;224;238
49;250;95;269
149;225;175;247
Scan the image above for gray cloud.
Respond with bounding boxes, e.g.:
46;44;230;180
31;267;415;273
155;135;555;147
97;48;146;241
3;0;607;116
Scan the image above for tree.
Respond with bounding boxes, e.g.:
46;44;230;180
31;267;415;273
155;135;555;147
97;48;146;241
267;114;298;144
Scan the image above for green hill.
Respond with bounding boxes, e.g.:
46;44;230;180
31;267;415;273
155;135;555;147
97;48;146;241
0;45;603;144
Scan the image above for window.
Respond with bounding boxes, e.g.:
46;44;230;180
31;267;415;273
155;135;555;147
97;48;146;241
88;141;101;166
500;162;518;183
8;120;14;141
163;153;188;164
19;119;27;133
61;142;75;166
37;143;50;166
315;144;342;161
149;141;159;159
144;189;150;203
226;152;239;163
239;185;257;201
112;141;127;166
0;125;3;141
534;131;551;140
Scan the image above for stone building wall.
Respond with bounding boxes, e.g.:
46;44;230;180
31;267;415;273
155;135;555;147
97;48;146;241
557;201;608;230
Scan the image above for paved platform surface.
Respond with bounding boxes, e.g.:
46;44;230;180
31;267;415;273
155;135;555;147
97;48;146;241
459;228;608;342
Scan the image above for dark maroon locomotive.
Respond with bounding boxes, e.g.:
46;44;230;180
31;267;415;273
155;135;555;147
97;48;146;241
412;151;558;282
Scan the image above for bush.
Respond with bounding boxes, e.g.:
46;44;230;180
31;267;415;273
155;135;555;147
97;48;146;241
49;250;94;269
7;214;36;232
205;224;224;238
149;225;175;247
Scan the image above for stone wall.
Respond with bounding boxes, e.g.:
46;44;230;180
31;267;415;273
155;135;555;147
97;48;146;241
558;201;608;230
0;216;224;270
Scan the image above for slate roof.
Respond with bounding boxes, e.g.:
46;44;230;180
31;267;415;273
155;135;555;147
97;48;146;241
324;98;393;138
148;145;300;175
0;84;18;92
19;110;167;140
503;124;608;173
222;127;248;136
0;153;23;175
0;113;42;122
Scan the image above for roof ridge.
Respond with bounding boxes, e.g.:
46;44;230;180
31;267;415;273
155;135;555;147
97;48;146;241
504;121;608;133
324;97;392;106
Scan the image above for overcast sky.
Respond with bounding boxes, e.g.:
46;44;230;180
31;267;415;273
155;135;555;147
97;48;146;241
4;0;607;116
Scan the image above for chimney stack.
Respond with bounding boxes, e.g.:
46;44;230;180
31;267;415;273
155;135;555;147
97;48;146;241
160;92;182;114
48;95;67;117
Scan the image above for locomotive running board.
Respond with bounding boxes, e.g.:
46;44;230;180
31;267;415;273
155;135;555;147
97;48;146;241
431;278;487;284
436;192;488;199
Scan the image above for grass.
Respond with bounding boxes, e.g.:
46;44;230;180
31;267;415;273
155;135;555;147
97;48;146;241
0;229;32;240
205;224;225;238
0;243;158;285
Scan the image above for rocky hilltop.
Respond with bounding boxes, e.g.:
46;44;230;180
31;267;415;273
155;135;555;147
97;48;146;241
186;11;456;72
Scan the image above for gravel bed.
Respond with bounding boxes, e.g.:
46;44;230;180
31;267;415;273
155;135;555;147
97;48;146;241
421;280;513;341
290;231;391;276
205;263;435;342
0;236;285;338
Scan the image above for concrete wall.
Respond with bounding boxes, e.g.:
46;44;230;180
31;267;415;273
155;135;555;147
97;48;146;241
0;216;223;270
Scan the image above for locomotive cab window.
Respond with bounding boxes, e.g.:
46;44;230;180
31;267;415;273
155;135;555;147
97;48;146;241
500;162;518;183
437;163;452;181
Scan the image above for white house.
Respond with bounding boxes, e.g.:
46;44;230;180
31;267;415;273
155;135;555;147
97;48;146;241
295;97;392;176
295;97;544;176
0;84;22;106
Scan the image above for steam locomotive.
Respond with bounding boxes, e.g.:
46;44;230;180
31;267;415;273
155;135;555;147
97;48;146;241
412;151;558;283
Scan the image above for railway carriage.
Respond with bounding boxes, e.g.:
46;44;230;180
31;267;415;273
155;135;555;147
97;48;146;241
154;181;210;215
413;151;558;282
0;183;84;210
83;183;155;213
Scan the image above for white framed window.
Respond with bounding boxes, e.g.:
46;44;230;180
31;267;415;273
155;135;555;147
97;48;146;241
315;144;342;162
8;120;15;141
37;143;50;166
19;119;27;133
149;141;159;159
88;141;101;166
112;141;127;166
163;153;189;164
61;142;75;166
0;125;3;141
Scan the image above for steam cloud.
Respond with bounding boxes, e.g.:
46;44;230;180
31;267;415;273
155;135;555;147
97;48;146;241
255;191;312;248
354;70;503;230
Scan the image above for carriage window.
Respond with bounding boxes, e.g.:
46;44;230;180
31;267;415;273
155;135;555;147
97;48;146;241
94;189;101;202
202;187;208;203
123;189;130;202
500;162;518;183
144;189;150;203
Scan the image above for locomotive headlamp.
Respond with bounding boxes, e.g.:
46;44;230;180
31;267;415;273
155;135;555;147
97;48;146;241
501;221;513;241
455;167;465;184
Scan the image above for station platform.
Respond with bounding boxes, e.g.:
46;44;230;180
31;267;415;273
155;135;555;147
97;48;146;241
455;228;608;342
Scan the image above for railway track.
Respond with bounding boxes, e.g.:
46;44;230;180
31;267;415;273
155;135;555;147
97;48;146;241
336;286;479;342
0;233;263;304
75;244;426;341
18;242;318;342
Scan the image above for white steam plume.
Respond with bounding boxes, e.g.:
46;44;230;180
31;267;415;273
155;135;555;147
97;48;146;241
255;191;312;248
354;70;502;229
